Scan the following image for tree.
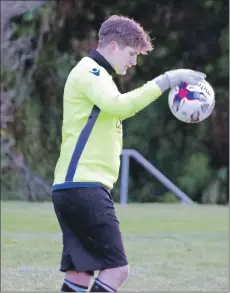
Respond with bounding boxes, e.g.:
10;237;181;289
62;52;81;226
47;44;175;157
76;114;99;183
1;0;228;203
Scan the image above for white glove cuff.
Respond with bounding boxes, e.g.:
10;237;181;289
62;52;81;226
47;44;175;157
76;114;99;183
153;74;170;93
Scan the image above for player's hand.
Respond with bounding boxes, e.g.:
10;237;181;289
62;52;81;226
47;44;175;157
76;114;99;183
153;69;206;93
165;69;206;87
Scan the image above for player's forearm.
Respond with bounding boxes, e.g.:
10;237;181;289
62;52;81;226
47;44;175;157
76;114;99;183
84;80;162;118
116;81;162;118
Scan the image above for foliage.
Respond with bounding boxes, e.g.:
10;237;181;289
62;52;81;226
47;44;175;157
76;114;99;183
1;0;229;203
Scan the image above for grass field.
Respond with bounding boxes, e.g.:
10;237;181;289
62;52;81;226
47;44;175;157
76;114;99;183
1;201;229;291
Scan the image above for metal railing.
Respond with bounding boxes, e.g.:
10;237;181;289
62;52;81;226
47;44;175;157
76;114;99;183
120;149;194;205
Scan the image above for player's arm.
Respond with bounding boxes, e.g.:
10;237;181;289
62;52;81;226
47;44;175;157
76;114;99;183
79;67;206;119
79;70;161;119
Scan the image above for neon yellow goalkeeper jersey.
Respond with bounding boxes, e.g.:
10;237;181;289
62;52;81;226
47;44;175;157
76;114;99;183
52;50;162;191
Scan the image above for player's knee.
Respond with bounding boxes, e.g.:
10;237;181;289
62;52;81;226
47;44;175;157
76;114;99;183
99;264;129;285
65;270;92;286
118;265;129;282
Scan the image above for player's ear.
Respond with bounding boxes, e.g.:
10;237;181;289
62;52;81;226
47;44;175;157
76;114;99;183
109;40;118;52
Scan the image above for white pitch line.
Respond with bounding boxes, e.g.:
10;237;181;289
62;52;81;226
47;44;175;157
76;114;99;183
1;232;227;240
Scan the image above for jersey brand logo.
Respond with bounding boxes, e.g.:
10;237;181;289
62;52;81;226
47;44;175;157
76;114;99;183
89;68;100;76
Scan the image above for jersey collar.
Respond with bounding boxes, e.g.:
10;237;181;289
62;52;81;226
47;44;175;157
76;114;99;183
88;49;116;76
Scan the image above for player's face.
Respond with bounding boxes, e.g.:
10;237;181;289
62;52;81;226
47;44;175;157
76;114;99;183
112;44;140;75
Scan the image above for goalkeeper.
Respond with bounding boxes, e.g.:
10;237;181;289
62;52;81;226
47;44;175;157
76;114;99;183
52;14;206;292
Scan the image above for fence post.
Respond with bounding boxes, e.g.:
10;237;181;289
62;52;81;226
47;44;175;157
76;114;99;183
120;152;129;204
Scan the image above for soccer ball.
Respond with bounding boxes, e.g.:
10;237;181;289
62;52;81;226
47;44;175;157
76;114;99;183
168;80;215;123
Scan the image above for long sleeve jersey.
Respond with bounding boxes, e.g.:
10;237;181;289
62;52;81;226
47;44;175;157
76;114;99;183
52;50;162;191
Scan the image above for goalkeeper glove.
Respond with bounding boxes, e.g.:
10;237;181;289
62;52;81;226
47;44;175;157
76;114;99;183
154;69;206;92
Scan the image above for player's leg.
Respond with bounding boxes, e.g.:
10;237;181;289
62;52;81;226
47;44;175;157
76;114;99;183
61;271;92;292
86;189;129;292
52;189;94;292
90;265;129;292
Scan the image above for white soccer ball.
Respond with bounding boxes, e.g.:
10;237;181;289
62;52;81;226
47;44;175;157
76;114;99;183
168;80;215;123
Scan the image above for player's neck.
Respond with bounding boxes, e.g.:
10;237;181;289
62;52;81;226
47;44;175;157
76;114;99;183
96;48;115;71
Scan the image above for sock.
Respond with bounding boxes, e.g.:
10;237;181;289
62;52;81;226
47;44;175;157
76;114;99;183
90;278;116;292
61;279;88;292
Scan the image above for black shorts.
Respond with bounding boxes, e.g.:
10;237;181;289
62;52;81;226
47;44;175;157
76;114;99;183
52;187;128;275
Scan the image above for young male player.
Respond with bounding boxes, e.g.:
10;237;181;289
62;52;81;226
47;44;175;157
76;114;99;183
52;15;206;292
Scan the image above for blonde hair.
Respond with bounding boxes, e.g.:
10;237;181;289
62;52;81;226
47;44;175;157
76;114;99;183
98;15;153;54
